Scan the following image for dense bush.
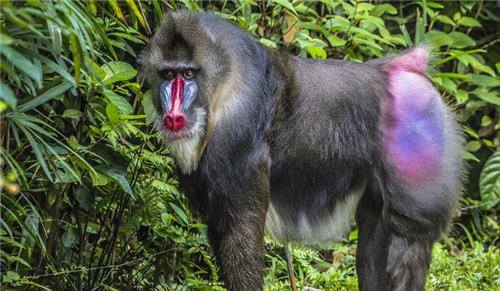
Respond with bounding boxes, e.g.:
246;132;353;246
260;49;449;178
1;1;498;290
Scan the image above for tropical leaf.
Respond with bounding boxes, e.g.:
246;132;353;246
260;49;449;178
480;152;500;210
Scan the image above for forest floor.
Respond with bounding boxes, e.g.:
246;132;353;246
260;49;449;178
262;240;500;290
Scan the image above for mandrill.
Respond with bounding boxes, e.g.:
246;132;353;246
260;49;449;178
139;11;463;291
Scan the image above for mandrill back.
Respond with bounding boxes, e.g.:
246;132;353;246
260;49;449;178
267;56;385;244
140;11;463;291
267;49;462;245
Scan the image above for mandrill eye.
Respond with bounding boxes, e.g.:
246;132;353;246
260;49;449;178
164;70;175;80
183;69;195;79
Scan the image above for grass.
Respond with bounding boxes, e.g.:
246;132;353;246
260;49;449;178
263;239;500;290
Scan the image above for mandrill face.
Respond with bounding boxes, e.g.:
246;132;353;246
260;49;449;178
140;48;209;173
139;13;229;173
155;61;207;141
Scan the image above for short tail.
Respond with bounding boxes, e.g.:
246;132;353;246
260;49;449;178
385;46;431;74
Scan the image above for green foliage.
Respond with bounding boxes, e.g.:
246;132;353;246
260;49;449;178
262;239;500;291
480;152;500;209
0;0;498;290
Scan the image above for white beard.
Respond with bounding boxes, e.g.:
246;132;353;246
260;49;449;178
156;108;207;174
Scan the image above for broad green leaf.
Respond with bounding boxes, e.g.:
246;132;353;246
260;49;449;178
141;90;157;125
481;115;492;127
296;21;329;35
441;78;457;94
327;35;347;47
475;64;496;77
436;15;454;26
426;2;444;9
472;89;500;106
259;38;277;48
458;17;481;28
103;89;133;115
479;152;500;210
106;103;120;124
470;75;500;88
340;1;355;15
294;3;320;16
425;30;453;48
272;0;297;16
102;61;137;85
455;89;469;104
463;125;479;139
104;168;134;198
465;141;481;152
357;3;375;12
370;3;397;17
307;46;327;59
348;229;358;242
0;82;16;109
463;151;479;163
169;202;189;225
450;31;476;48
325;17;350;31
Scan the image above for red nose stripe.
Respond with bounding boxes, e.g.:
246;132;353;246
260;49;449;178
170;75;185;113
164;75;187;131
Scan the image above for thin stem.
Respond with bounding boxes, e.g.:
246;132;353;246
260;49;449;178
284;242;297;291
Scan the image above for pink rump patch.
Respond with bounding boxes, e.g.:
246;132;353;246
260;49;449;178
383;47;445;187
388;47;429;74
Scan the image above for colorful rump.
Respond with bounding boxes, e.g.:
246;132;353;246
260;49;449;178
383;47;445;187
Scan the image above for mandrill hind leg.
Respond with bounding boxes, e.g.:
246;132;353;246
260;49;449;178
356;183;390;291
356;172;456;291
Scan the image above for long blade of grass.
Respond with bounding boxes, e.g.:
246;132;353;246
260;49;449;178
109;0;127;24
12;112;100;183
132;0;151;34
28;128;81;184
17;47;74;85
18;80;72;112
16;124;53;182
0;45;42;87
0;149;28;185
